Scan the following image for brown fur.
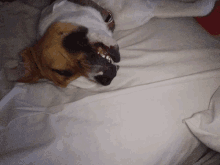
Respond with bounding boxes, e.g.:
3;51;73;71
18;22;91;87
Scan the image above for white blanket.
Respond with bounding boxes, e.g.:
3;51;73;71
92;0;217;31
1;0;220;164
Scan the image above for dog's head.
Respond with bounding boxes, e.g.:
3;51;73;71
18;22;120;87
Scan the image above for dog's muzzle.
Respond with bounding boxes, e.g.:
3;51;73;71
87;43;120;86
95;65;120;86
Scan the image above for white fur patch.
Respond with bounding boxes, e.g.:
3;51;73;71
38;0;117;48
87;32;117;47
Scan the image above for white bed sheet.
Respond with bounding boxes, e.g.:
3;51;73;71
1;0;220;165
1;70;220;165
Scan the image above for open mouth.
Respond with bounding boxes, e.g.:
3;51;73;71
96;46;114;64
98;51;113;64
85;42;120;86
92;42;120;63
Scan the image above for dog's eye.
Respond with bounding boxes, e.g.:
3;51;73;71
52;69;73;77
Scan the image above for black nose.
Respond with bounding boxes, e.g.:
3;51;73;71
95;76;113;86
94;65;119;86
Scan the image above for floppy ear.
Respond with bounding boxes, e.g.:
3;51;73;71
17;48;42;83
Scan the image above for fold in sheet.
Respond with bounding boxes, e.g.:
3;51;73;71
1;70;220;164
185;86;220;152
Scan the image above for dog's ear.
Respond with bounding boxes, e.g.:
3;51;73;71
17;48;42;83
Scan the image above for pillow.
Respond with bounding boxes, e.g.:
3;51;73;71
185;87;220;152
92;0;217;31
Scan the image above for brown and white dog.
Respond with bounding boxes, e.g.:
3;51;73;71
17;0;120;87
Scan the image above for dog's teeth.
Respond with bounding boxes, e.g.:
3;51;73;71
108;57;112;63
99;53;113;63
106;56;111;62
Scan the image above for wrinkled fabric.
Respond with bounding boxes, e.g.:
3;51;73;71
1;0;220;164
